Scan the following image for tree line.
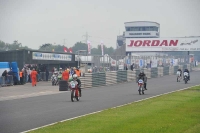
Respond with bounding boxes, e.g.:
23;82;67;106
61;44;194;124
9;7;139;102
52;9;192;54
0;40;115;55
0;40;29;51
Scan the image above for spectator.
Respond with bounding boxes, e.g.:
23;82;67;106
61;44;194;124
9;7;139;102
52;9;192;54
45;68;49;81
37;68;41;82
2;70;8;83
2;70;8;77
28;68;32;83
62;68;70;81
31;68;38;87
69;67;75;76
19;69;23;85
75;67;81;77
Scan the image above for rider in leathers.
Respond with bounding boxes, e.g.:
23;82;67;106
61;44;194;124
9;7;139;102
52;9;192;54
183;68;190;80
177;68;182;77
72;74;82;97
138;71;147;90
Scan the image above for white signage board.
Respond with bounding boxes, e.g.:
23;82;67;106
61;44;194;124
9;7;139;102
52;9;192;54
32;52;72;61
126;37;200;51
151;59;158;68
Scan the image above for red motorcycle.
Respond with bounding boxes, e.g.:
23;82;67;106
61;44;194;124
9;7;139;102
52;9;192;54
69;80;80;102
138;79;144;95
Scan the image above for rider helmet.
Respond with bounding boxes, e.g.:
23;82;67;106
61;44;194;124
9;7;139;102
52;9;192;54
73;74;78;79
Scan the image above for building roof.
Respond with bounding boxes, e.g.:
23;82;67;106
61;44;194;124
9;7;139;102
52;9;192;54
0;49;75;55
124;21;160;25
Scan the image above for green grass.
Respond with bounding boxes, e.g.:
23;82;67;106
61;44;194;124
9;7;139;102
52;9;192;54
29;86;200;133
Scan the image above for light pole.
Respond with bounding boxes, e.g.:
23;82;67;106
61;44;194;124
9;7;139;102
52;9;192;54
76;50;87;68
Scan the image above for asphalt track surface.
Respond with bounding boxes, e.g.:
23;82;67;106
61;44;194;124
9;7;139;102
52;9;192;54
0;71;200;133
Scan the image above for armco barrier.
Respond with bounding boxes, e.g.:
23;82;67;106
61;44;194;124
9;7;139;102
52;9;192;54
92;72;106;87
158;67;163;77
79;64;192;89
163;67;169;75
106;71;117;85
80;73;92;88
151;68;158;78
174;66;179;75
127;70;136;81
117;71;127;83
169;66;174;75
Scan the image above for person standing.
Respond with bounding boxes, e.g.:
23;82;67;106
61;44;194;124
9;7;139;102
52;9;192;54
19;70;23;85
45;68;49;81
31;68;38;87
27;68;31;83
75;67;81;77
62;68;70;81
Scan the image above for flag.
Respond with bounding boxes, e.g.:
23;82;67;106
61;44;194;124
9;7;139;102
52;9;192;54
63;47;68;52
69;48;73;53
87;40;91;54
101;41;104;56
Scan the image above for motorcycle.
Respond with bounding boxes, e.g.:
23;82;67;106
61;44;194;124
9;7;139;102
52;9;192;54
138;79;144;95
176;71;181;82
183;72;189;84
51;75;58;86
69;80;80;102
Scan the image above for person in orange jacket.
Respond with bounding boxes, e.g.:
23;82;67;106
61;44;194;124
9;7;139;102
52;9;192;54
31;68;38;87
62;68;70;81
19;70;23;85
75;67;81;77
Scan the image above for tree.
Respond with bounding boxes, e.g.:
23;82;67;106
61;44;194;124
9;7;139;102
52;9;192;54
0;40;30;51
72;42;88;53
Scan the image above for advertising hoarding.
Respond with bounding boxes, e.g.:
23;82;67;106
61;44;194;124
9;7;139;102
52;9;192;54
32;52;72;61
126;37;200;51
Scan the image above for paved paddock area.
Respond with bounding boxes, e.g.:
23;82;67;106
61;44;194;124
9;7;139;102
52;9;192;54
0;82;64;101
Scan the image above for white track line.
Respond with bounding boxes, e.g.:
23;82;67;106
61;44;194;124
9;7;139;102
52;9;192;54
21;84;200;133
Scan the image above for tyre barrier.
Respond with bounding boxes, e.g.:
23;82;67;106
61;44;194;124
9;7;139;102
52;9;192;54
69;64;192;89
59;80;68;91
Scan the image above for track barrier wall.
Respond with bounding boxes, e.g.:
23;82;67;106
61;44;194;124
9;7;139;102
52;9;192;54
80;64;193;89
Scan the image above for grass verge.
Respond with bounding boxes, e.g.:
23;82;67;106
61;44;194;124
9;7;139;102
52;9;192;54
29;86;200;133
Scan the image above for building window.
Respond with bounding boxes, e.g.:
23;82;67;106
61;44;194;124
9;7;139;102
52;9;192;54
126;27;130;31
133;27;138;31
146;27;149;31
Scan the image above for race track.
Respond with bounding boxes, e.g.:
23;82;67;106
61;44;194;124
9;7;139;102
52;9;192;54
0;71;199;133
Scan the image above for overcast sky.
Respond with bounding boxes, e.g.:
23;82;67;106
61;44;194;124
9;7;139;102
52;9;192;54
0;0;200;49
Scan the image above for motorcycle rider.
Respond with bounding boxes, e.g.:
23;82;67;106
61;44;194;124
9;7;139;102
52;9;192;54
72;74;82;97
183;68;190;80
177;68;182;77
138;71;147;90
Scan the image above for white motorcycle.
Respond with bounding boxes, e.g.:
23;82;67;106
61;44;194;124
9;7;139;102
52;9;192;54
51;75;58;86
176;71;181;82
183;72;189;84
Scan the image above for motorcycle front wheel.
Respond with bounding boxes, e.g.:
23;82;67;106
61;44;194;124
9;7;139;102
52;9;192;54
75;90;80;101
71;90;75;102
139;86;142;95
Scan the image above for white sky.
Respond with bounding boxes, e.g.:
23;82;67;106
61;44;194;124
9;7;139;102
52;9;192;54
0;0;200;49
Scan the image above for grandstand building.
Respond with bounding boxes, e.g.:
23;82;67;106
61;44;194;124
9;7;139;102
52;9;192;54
115;21;161;56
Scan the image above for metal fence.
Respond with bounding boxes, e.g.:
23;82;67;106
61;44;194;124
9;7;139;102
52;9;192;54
39;72;53;81
0;75;14;87
78;55;191;73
